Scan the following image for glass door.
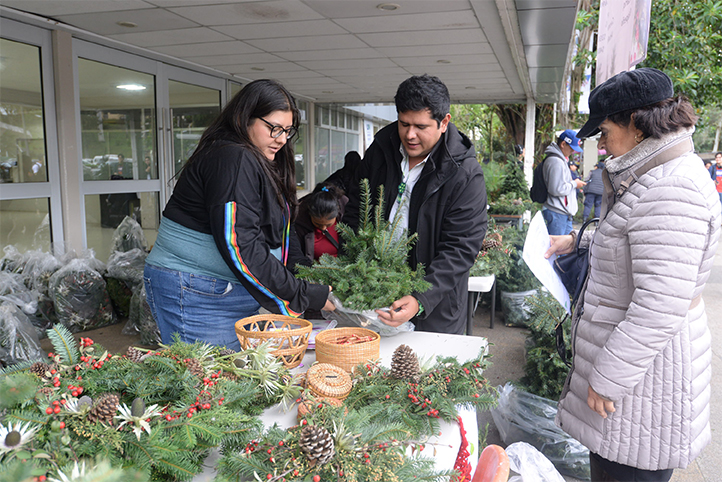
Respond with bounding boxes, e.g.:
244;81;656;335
158;66;223;202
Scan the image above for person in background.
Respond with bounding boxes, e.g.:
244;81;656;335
547;68;720;482
324;150;361;194
711;152;722;203
144;156;153;179
343;74;487;335
582;161;605;220
542;129;586;235
295;182;347;264
144;79;334;351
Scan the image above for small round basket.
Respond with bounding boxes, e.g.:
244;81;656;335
307;363;353;400
235;314;312;369
314;327;380;373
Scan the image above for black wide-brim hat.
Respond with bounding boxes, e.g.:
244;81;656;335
577;68;674;139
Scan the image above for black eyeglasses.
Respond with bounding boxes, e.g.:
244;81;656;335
259;117;298;140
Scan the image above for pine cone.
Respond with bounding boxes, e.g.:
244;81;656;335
35;386;55;403
218;348;236;356
185;358;205;379
87;393;119;424
299;425;335;466
391;344;420;382
481;237;502;251
126;347;144;362
29;362;51;378
222;371;239;382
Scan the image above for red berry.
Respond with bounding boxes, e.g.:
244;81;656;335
59;422;65;429
313;476;321;482
53;406;61;414
301;419;307;425
385;395;390;399
266;475;272;480
39;476;46;482
45;407;53;414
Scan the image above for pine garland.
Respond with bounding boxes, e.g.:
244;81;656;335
297;179;431;311
0;327;278;482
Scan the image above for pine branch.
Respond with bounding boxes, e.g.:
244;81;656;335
47;323;79;365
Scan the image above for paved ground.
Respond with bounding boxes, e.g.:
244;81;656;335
469;245;722;481
42;246;722;481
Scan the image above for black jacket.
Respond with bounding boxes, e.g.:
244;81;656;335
163;140;329;316
344;122;488;334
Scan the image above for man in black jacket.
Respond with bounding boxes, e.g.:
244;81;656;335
344;75;488;334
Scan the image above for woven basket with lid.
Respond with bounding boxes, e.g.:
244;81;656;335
306;363;353;400
234;314;312;369
314;327;380;373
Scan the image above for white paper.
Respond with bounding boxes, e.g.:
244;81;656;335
522;212;571;314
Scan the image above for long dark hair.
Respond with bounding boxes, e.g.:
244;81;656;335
185;79;300;211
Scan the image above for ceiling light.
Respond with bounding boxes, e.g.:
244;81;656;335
117;84;146;91
465;86;477;90
116;21;138;28
377;3;400;11
436;59;451;64
251;67;265;71
322;91;334;94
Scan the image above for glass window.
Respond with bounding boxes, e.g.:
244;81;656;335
0;198;51;252
330;130;345;175
230;81;242;99
84;192;159;262
330;109;337;128
315;127;330;184
169;80;220;175
78;58;156;181
347;133;360;155
321;106;329;126
0;38;47;184
295;124;306;190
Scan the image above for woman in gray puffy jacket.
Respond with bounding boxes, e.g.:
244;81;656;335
546;68;721;481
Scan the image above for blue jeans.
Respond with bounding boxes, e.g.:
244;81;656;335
542;208;573;235
144;263;260;351
583;193;602;220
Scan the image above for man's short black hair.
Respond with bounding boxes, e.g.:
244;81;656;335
394;74;450;126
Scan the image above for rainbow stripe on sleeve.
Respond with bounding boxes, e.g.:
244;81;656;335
223;201;300;317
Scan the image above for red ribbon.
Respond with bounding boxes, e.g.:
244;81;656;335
453;415;472;481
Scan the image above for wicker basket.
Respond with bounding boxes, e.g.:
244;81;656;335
307;363;353;400
234;314;312;369
314;327;380;373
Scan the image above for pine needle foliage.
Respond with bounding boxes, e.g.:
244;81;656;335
345;348;497;435
518;291;571;400
296;178;431;311
0;325;277;482
46;324;79;365
217;405;454;482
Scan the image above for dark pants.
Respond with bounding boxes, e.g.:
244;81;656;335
590;453;674;482
583;193;602;220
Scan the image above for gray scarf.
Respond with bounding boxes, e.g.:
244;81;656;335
604;127;695;175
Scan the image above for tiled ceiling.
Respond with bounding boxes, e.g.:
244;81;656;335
1;0;578;104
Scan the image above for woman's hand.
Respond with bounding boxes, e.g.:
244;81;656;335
545;234;575;258
376;295;418;327
321;286;336;312
587;385;615;418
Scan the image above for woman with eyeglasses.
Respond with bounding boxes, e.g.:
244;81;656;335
144;79;334;351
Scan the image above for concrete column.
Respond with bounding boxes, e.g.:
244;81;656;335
524;97;536;187
52;30;84;254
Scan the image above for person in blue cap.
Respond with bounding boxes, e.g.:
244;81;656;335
541;129;586;235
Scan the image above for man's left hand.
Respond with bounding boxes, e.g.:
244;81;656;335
376;295;419;327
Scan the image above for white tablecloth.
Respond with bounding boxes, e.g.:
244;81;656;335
195;331;488;480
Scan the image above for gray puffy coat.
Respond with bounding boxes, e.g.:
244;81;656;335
556;129;721;470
